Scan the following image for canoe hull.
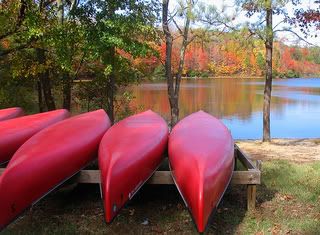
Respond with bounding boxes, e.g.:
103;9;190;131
0;109;70;164
169;111;234;232
99;110;168;222
0;109;111;230
0;107;24;122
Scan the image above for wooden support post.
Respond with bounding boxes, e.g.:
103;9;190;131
234;148;238;171
247;185;257;211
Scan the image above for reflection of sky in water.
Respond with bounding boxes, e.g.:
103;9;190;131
244;78;320;88
223;103;320;139
256;90;320;103
131;78;320;139
227;79;320;139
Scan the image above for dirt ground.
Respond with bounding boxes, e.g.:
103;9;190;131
236;139;320;162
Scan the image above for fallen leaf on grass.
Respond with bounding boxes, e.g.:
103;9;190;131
141;218;149;225
280;194;294;201
129;209;135;216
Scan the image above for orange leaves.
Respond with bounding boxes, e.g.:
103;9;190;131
126;34;320;78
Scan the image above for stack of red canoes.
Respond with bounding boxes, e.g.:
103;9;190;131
0;109;70;165
0;108;234;233
0;109;111;230
0;107;24;122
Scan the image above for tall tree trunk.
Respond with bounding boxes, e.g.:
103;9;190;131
106;46;115;124
57;0;73;111
162;0;175;126
36;48;56;110
162;0;191;127
174;0;191;125
36;0;56;111
263;2;273;142
37;80;45;112
62;73;71;110
57;0;64;24
104;3;116;124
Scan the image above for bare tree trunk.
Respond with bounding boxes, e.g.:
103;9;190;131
58;0;74;111
106;46;115;124
162;0;191;127
263;2;273;142
37;80;45;112
57;0;64;24
174;0;191;125
36;1;56;111
105;3;116;124
162;0;175;126
62;73;71;110
36;48;56;110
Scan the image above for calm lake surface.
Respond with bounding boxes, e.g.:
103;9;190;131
130;78;320;139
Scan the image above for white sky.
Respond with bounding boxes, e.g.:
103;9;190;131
170;0;320;47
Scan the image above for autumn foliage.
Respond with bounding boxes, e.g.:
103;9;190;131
133;33;320;79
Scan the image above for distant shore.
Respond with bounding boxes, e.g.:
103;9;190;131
73;76;320;83
236;138;320;163
181;76;264;79
181;75;320;79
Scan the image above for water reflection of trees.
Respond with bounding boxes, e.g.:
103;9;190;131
130;79;320;121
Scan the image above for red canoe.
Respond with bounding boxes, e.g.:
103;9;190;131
0;107;24;122
0;109;70;165
0;109;111;230
99;110;168;222
169;111;234;232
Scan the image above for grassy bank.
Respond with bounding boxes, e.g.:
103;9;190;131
2;140;320;234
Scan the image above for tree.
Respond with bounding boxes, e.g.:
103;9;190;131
162;0;195;127
75;0;159;122
0;0;58;111
237;0;302;142
289;0;320;36
0;0;159;117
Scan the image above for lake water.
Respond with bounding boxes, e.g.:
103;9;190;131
130;78;320;139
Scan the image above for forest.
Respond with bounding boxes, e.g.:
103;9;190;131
1;0;320;141
136;34;320;79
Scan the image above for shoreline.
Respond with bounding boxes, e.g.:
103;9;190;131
236;138;320;163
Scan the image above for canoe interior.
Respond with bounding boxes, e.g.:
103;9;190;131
0;144;260;210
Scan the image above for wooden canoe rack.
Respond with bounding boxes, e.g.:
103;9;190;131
0;144;261;211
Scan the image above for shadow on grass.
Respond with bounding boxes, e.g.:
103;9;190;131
206;182;277;235
1;181;280;235
3;158;293;235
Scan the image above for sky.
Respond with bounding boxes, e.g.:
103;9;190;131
170;0;320;47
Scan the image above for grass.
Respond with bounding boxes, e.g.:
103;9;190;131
1;160;320;235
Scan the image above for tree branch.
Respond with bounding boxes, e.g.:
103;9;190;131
0;0;28;40
273;19;284;30
274;28;315;46
172;18;183;35
0;43;31;57
248;27;265;42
